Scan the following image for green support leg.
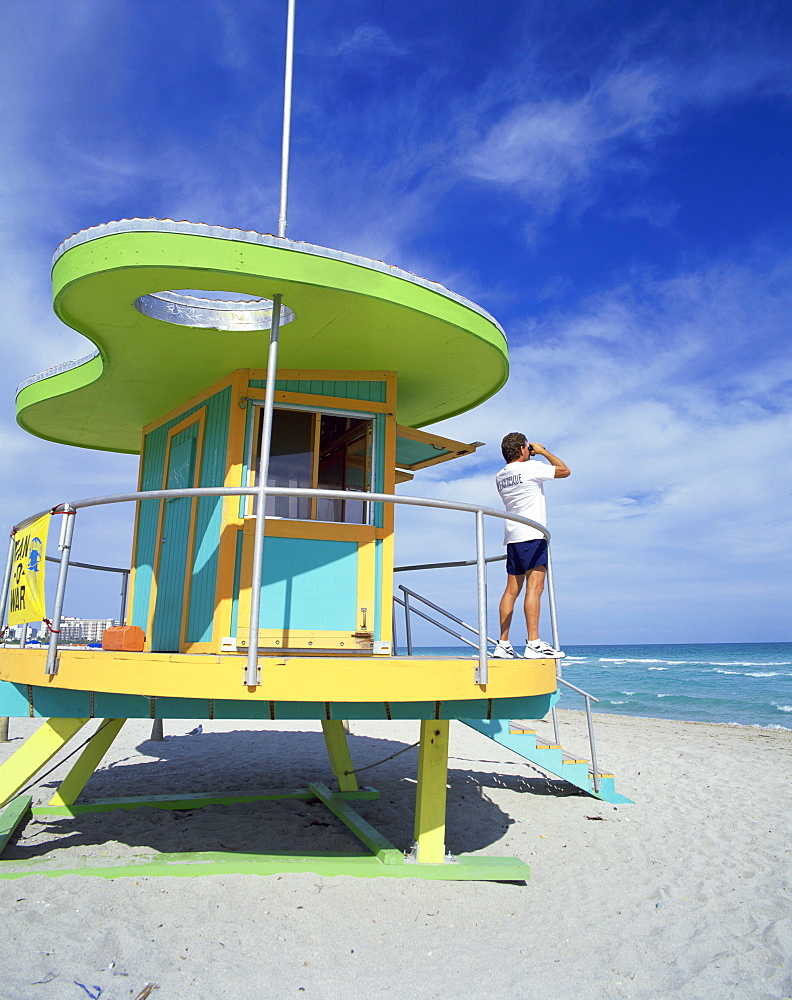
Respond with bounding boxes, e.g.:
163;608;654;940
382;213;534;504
48;719;126;807
0;796;32;856
321;719;359;792
413;719;449;864
0;718;90;808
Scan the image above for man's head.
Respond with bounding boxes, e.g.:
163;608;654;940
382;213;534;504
501;432;529;463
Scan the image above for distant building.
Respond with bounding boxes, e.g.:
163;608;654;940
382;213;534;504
58;617;118;643
4;624;39;642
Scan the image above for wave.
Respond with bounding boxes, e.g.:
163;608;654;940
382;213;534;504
772;703;792;713
723;721;792;731
599;658;686;664
707;661;791;667
648;666;668;671
597;657;791;668
712;669;783;677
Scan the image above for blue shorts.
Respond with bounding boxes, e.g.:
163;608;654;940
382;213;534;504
506;539;548;575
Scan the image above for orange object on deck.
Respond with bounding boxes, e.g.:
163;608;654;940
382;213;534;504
102;625;145;652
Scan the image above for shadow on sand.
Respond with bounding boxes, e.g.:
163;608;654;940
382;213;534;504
4;727;583;862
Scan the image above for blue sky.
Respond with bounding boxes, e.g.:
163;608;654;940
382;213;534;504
1;0;790;644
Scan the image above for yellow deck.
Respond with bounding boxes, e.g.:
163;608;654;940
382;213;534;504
0;648;556;703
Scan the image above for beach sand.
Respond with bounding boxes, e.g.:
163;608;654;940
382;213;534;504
0;710;789;1000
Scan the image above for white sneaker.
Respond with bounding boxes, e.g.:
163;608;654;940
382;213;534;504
491;640;516;659
524;639;565;659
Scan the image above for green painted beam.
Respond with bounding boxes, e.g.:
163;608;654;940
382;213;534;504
32;786;380;818
0;796;32;856
0;850;529;882
308;781;403;865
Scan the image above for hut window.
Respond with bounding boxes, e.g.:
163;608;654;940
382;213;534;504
251;406;374;524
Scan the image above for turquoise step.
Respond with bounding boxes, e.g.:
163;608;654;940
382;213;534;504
459;718;632;804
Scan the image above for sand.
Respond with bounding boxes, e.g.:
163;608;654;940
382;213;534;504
0;710;789;1000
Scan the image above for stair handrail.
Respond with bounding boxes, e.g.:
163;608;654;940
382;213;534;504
556;677;601;792
395;584;501;655
392;576;602;792
392;592;483;653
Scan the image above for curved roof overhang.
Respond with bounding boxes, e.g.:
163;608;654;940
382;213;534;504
16;219;509;454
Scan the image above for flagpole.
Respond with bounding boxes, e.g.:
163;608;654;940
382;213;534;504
245;0;296;684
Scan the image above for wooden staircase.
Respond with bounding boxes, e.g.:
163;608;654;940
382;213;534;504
460;717;632;804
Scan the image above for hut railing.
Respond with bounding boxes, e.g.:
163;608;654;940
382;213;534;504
1;485;559;687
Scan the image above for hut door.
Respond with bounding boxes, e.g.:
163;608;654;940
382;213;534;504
151;429;198;651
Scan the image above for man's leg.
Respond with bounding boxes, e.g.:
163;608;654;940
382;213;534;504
499;574;524;642
523;565;547;641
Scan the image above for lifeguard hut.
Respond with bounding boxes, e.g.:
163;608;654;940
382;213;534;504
0;9;627;881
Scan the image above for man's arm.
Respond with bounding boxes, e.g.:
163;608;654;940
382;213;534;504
529;443;571;478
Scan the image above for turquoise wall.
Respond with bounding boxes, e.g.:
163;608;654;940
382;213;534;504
257;537;358;631
133;378;388;648
132;386;231;644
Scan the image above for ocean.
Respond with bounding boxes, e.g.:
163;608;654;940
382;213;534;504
408;642;792;730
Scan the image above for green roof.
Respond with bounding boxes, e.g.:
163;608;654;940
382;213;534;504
16;220;509;453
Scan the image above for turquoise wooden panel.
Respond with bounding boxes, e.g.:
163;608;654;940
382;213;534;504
154;697;212;718
258;537;358;631
249;379;386;401
92;692;152;717
131;430;167;629
395;437;452;466
133;385;231;634
29;686;91;718
0;681;33;717
212;699;273;720
328;702;391;720
0;686;556;721
482;693;558;719
186;386;231;642
151;428;197;651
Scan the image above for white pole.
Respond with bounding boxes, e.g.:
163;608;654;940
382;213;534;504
245;294;284;686
278;0;296;238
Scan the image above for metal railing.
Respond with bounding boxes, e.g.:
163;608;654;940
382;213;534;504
1;483;554;685
0;483;606;789
394;585;502;655
391;576;602;792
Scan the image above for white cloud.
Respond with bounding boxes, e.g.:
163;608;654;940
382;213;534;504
333;25;408;58
398;253;792;643
461;45;792;215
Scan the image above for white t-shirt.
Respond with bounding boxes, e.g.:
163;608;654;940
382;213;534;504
496;459;556;544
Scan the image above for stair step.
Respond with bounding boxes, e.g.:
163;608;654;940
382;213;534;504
459;718;632;804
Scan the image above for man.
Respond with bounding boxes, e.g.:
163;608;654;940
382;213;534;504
492;433;570;659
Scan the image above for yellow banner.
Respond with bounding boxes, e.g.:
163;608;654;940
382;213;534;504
7;513;50;626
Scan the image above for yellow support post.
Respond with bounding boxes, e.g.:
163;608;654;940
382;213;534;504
0;718;90;808
321;720;359;793
48;719;126;807
414;719;449;864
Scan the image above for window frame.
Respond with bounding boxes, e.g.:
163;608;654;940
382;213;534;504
245;401;378;525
